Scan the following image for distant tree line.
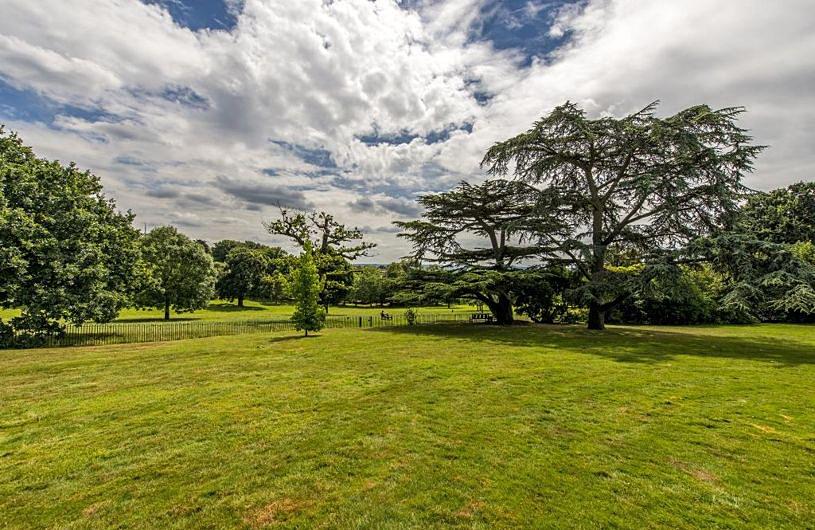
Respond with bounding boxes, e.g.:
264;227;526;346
0;127;377;345
2;99;814;343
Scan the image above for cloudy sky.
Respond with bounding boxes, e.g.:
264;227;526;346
1;0;813;261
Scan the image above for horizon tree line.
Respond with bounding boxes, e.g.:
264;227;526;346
2;99;814;344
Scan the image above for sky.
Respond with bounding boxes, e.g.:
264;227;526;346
1;0;814;262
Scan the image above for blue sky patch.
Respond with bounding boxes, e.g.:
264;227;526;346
142;0;241;31
357;123;474;147
0;79;118;125
472;0;580;67
160;86;210;110
270;140;337;169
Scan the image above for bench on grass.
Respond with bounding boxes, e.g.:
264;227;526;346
380;311;392;321
470;313;494;324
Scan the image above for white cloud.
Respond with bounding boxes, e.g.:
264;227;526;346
0;0;813;261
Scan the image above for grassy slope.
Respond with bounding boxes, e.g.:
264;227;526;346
0;301;476;323
1;324;813;529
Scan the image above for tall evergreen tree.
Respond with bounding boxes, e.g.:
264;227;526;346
290;242;325;336
396;179;560;324
482;101;763;329
738;181;815;245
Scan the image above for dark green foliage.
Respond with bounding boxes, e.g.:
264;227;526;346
348;263;411;306
211;239;266;262
136;226;216;320
0;126;140;344
482;101;763;329
738;181;815;245
609;266;724;325
690;181;815;322
213;241;289;304
216;247;270;307
290;243;325;336
317;252;354;311
695;234;815;322
397;180;559;324
350;266;387;306
514;268;574;324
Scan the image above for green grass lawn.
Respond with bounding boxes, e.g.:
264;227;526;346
0;300;476;323
1;323;813;528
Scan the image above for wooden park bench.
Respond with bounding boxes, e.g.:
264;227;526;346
470;313;494;324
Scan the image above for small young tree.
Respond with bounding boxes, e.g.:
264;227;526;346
265;209;375;312
290;242;325;336
136;226;216;320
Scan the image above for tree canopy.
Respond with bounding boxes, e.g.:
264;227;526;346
0;127;140;343
212;239;268;262
737;181;815;245
136;226;216;320
396;179;560;324
265;210;375;260
482;101;763;329
216;246;270;307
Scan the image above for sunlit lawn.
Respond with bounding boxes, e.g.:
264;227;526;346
0;300;477;323
1;323;813;528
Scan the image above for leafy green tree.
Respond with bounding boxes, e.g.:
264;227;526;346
696;234;815;321
216;247;270;307
136;226;216;320
317;252;354;310
692;182;815;323
482;101;763;329
514;267;574;324
258;270;291;302
255;252;295;303
738;182;815;245
397;180;559;324
350;266;387;305
265;209;375;312
291;242;325;336
211;239;266;262
0;127;140;343
609;265;724;325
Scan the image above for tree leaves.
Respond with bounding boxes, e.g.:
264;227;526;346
0;126;140;340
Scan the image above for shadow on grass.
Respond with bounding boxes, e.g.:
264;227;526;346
112;317;199;323
268;335;310;344
366;323;815;367
207;303;267;312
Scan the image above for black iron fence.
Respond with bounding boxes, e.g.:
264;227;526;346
5;311;485;349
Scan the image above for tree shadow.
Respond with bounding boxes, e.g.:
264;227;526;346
207;303;267;312
366;323;815;367
112;317;199;323
268;334;323;344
